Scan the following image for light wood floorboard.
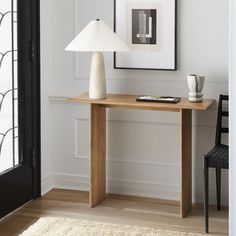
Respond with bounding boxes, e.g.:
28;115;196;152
0;189;228;236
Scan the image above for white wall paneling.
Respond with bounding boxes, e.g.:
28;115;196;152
75;0;228;86
41;0;229;206
47;99;228;205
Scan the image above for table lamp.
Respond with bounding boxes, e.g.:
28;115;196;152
65;19;129;99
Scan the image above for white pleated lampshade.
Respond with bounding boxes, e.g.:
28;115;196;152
65;19;129;52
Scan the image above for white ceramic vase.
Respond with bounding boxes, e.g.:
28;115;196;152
187;75;205;102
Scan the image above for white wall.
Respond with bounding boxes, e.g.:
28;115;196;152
40;0;53;194
41;0;229;205
229;0;236;234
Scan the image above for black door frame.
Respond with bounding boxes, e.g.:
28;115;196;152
0;0;41;219
18;0;41;199
31;0;41;199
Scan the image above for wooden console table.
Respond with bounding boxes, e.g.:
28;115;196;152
69;93;215;218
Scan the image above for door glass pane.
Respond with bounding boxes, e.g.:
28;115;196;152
0;0;19;173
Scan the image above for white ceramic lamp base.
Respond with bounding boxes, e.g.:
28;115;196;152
89;52;106;99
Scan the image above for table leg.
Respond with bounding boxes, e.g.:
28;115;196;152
180;109;192;218
89;104;106;207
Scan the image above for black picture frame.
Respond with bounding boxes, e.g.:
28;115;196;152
114;0;177;71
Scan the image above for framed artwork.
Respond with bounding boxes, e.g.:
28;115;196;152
114;0;176;70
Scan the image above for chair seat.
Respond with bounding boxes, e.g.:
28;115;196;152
205;144;229;169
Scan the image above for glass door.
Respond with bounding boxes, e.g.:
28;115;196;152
0;0;19;174
0;0;40;218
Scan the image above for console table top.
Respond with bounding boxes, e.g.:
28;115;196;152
69;92;215;112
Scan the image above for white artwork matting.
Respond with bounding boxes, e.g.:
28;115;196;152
114;0;176;70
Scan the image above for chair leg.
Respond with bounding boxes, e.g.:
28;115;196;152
216;167;221;211
204;157;209;233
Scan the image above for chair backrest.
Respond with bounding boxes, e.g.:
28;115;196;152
215;94;229;145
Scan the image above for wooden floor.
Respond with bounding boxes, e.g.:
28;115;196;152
0;189;228;236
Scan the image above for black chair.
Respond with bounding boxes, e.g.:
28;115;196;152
203;94;229;233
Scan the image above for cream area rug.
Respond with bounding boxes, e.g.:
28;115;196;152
19;217;205;236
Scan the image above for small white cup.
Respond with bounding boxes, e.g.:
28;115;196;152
187;75;205;93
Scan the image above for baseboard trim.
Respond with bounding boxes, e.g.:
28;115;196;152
41;174;54;196
41;172;228;206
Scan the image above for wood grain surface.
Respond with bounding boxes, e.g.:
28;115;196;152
69;92;216;218
0;189;228;236
180;109;192;218
89;104;106;207
69;93;215;112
